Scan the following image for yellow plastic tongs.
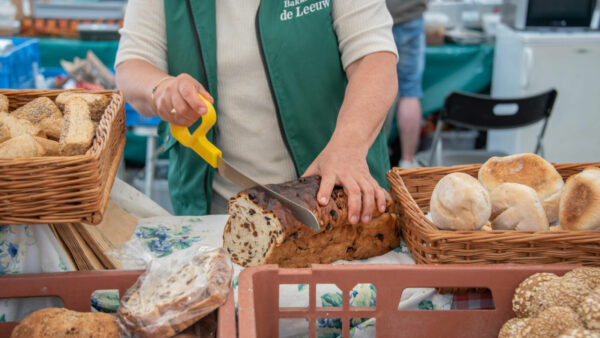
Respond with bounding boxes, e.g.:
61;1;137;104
170;95;321;231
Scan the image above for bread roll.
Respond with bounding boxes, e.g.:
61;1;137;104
55;92;110;121
479;153;564;223
578;287;600;330
0;112;45;138
513;272;560;318
10;308;119;338
11;97;62;124
559;329;600;338
34;136;59;156
39;116;63;141
0;94;8;113
559;167;600;231
429;172;491;230
0;120;9;143
0;134;45;158
223;176;399;267
59;97;95;156
490;183;549;231
522;306;584;338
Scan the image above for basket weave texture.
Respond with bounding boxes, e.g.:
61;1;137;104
387;163;600;265
0;89;126;225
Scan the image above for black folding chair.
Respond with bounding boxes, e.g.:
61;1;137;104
417;89;557;167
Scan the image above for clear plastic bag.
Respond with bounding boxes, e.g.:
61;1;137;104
116;246;233;337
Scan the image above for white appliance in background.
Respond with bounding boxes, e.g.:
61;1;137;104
488;24;600;163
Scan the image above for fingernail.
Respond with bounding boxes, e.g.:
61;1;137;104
199;107;207;115
319;197;327;204
350;216;359;224
379;205;386;212
362;215;371;223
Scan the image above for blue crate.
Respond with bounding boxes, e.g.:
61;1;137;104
0;38;40;89
125;103;162;127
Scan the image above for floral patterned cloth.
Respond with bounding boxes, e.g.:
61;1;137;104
116;215;453;338
0;225;75;322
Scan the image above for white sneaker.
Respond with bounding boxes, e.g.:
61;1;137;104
399;160;420;169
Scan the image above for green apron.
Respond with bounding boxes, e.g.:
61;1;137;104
161;0;391;215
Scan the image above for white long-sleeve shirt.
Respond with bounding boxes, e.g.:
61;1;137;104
116;0;397;200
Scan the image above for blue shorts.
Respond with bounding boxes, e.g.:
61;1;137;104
393;17;425;98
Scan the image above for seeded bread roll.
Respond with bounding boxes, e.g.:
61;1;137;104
0;134;45;158
0;112;45;138
563;267;600;290
522;306;584;338
11;97;62;125
559;167;600;231
498;317;531;338
59;97;95;156
429;172;491;230
10;308;119;338
559;329;600;338
223;176;399;268
578;287;600;330
0;94;8;113
490;183;549;231
34;136;59;156
479;153;564;223
39;116;63;141
55;92;109;121
513;272;560;318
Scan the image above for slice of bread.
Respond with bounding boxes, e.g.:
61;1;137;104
58;97;95;156
56;92;110;121
117;247;232;337
11;97;62;125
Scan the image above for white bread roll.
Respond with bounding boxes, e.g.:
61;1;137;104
479;153;564;223
559;167;600;231
490;183;549;231
430;172;491;230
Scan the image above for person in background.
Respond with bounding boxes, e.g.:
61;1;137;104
386;0;428;168
115;0;398;224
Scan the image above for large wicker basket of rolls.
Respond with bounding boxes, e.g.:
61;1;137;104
386;154;600;265
0;89;125;225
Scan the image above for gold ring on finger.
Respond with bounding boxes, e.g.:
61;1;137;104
169;108;177;115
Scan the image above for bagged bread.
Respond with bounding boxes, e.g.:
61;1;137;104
11;97;62;125
223;176;398;268
0;112;45;139
59;97;95;156
117;246;233;337
559;167;600;231
10;308;119;338
55;92;110;121
479;153;564;223
0;134;45;158
489;182;549;231
429;172;491;230
0;94;8;113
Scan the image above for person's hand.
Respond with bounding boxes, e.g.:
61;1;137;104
152;73;214;127
303;143;387;225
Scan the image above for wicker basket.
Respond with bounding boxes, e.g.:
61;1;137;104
0;89;126;225
386;162;600;265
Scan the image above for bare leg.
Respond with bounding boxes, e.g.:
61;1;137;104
397;97;422;163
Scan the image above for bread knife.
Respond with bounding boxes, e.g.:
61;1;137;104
170;95;321;232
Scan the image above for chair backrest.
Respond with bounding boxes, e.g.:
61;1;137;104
441;89;557;130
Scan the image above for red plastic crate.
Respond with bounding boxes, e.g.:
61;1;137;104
0;270;236;337
238;264;579;338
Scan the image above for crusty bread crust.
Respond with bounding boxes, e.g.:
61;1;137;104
479;153;564;223
55;92;110;121
11;97;62;125
10;308;119;338
223;176;400;268
559;167;600;231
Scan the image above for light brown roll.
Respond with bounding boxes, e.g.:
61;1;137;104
559;329;600;338
55;92;109;121
34;137;59;156
0;120;9;143
578;287;600;330
0;112;46;139
523;306;584;338
498;317;531;338
528;275;593;318
513;272;560;318
563;267;600;290
11;97;62;125
0;94;8;113
478;153;564;223
39;116;63;141
58;97;95;156
0;134;45;158
490;183;549;231
429;172;491;230
559;167;600;231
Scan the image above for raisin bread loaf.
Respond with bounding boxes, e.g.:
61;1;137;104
55;92;109;121
117;247;233;337
59;97;95;156
223;176;399;268
10;308;119;338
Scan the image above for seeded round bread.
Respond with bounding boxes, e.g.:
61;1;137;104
478;153;564;223
117;247;233;337
522;306;584;338
513;272;559;318
578;287;600;330
559;329;600;338
10;308;119;338
564;267;600;290
223;176;399;268
498;317;531;338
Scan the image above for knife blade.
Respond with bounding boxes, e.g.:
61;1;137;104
217;158;321;231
